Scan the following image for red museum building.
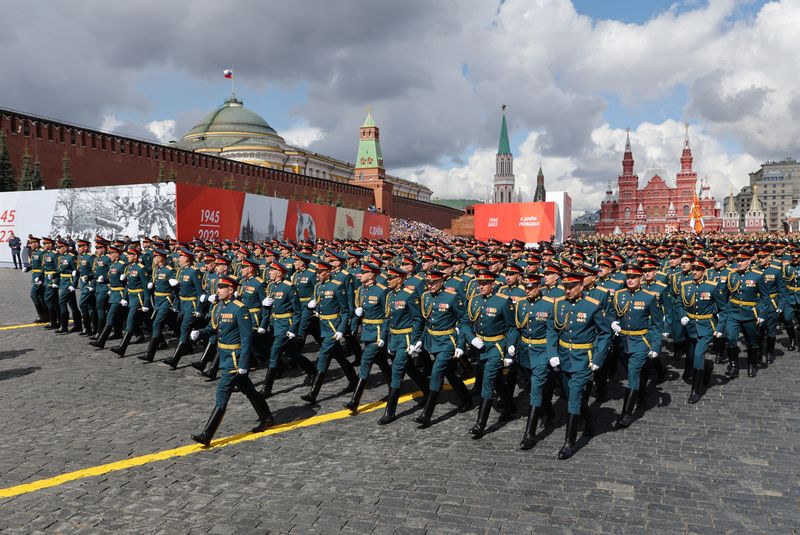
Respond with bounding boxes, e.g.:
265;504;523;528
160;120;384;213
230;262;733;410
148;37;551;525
596;127;720;234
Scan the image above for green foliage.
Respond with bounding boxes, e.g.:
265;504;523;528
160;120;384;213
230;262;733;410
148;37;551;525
0;131;17;191
19;147;34;190
58;152;73;189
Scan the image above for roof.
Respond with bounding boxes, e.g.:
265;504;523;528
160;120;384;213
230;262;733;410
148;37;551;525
498;113;511;155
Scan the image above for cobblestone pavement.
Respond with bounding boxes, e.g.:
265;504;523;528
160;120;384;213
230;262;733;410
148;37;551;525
0;268;798;534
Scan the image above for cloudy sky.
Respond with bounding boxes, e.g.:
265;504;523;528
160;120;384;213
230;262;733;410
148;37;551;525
2;0;797;212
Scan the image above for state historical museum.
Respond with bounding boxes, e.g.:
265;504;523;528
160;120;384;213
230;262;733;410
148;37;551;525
596;127;720;234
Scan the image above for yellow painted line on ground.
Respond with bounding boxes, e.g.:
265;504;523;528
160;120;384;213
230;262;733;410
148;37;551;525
0;376;475;499
0;322;48;331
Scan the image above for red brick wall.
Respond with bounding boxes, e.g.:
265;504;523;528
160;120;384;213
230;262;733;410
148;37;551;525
392;196;463;230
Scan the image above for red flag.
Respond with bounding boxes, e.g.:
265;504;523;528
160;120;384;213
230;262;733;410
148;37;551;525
223;69;233;79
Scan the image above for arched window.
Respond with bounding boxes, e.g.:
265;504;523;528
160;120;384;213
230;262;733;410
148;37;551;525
624;207;631;220
683;205;690;216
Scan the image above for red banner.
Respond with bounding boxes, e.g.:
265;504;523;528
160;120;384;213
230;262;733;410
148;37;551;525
473;202;556;242
176;183;245;241
363;213;390;239
284;201;336;241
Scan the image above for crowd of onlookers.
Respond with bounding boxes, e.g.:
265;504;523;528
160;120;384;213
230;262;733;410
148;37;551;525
390;218;452;242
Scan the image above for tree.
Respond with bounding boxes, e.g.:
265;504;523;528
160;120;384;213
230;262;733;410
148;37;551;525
168;168;177;182
19;147;34;190
255;178;265;196
31;160;44;189
0;131;17;191
157;161;166;183
59;152;73;188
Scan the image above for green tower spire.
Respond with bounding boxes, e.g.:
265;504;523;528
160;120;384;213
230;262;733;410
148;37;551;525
355;109;384;179
498;110;511;155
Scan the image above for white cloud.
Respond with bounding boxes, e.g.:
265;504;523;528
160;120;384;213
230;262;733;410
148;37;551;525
282;124;326;148
100;114;123;132
146;119;176;143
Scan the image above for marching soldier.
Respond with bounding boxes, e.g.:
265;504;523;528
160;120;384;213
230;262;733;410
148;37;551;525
191;255;231;378
509;273;556;450
259;261;316;398
289;252;322;367
344;262;392;413
609;264;663;428
163;248;204;369
109;246;151;356
461;270;516;438
546;272;611;459
755;247;786;367
139;248;176;362
90;244;127;349
190;275;274;447
377;266;429;425
41;237;61;330
25;237;48;323
55;239;81;334
76;239;97;336
90;238;111;339
725;250;769;378
783;251;800;351
413;270;473;428
301;261;358;403
674;258;728;403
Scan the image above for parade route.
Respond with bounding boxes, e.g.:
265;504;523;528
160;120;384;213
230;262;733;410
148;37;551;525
0;268;798;534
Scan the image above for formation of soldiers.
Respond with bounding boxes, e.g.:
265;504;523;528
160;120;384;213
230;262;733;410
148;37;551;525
22;233;800;459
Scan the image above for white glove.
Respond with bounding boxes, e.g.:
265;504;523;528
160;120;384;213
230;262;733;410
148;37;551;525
34;277;40;283
413;340;422;352
120;299;128;307
36;280;43;286
147;282;153;289
589;363;600;371
307;299;317;309
190;330;200;341
611;321;622;334
168;278;178;287
262;296;274;307
257;327;266;334
756;317;764;326
648;351;658;359
406;345;416;355
71;270;77;277
549;356;560;368
333;331;344;341
208;294;216;303
377;338;385;347
199;293;206;302
88;286;94;292
141;307;150;313
508;345;516;356
776;308;782;314
286;331;296;339
454;348;464;359
680;316;690;326
713;331;723;338
503;357;514;368
237;368;248;375
81;275;88;282
355;306;364;317
192;311;201;317
68;285;75;292
120;273;127;281
97;276;105;283
470;337;485;349
51;283;58;288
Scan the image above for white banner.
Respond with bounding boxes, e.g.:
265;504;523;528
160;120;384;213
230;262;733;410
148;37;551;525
0;190;59;264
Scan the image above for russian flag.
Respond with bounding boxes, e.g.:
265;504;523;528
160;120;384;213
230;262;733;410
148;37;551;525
223;69;233;79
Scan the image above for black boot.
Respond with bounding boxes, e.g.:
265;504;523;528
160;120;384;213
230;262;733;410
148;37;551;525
725;347;739;378
378;388;401;425
191;343;217;372
616;388;636;428
191;407;225;447
519;405;540;450
557;413;581;460
787;323;797;351
766;336;776;365
250;397;274;433
688;368;703;404
110;331;133;357
202;353;220;381
469;397;493;438
259;367;279;399
746;346;758;377
109;326;123;341
33;303;48;324
69;317;83;333
470;365;483;396
55;313;70;334
89;325;113;349
162;342;187;369
138;337;159;362
413;390;439;427
79;316;92;335
451;378;474;413
301;372;326;404
343;378;368;413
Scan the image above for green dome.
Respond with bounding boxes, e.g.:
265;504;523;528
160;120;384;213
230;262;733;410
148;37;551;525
175;96;285;152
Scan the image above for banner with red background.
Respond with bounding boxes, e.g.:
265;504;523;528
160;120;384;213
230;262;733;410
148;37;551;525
284;201;337;241
176;183;245;241
473;202;556;242
362;212;390;239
